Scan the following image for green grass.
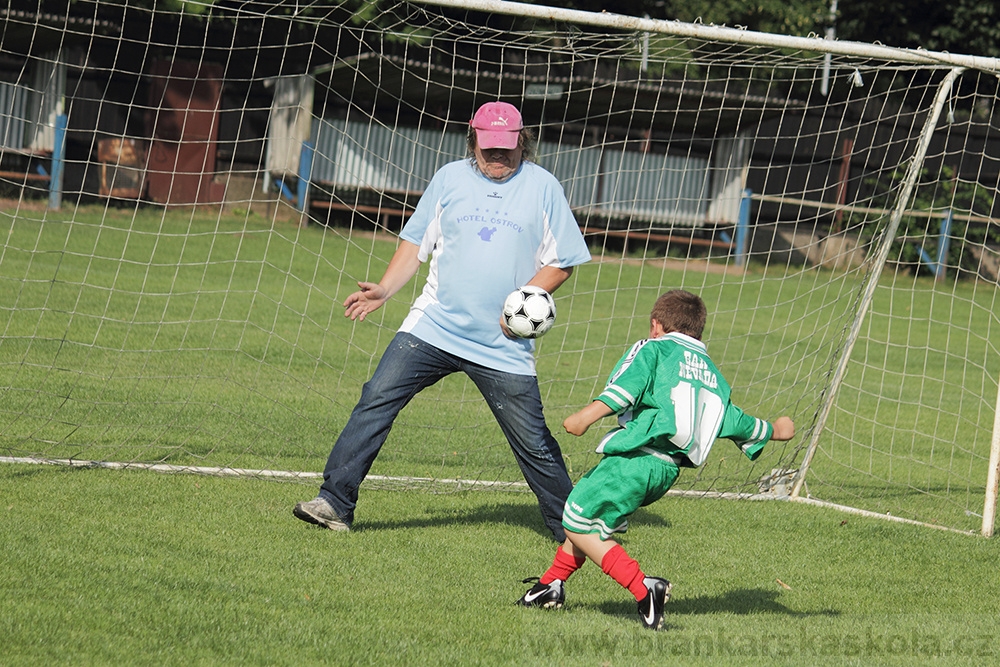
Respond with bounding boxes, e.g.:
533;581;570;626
2;463;999;666
2;205;999;662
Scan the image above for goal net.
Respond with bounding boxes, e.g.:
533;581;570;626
2;0;999;535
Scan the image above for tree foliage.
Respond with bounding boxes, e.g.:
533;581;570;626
532;0;1000;58
836;0;1000;58
856;165;997;277
15;1;996;59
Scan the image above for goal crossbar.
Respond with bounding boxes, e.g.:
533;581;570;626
413;0;1000;71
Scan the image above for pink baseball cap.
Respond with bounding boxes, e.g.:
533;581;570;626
470;101;523;150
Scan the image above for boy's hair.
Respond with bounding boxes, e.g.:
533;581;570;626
651;289;707;340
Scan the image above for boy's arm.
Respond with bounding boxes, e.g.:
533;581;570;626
770;416;795;441
563;400;615;436
721;405;796;461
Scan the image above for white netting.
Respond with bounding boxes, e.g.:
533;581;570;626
1;0;999;533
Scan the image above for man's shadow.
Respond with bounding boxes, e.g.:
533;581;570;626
351;498;669;538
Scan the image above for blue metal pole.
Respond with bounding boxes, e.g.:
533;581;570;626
936;209;952;281
916;246;936;273
47;114;68;210
277;179;296;202
297;141;315;212
735;188;751;267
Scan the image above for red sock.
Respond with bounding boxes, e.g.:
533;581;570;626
539;545;587;584
600;543;648;600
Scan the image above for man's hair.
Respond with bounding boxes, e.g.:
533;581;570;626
651;289;707;340
466;124;537;162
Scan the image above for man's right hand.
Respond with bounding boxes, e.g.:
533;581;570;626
344;281;388;321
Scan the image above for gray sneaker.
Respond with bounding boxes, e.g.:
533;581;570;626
293;497;350;531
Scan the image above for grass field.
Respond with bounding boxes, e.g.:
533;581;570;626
2;462;999;666
2;205;999;663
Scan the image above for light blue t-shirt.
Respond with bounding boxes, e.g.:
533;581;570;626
398;158;591;375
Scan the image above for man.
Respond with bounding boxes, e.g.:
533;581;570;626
294;101;592;541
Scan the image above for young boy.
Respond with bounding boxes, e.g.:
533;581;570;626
516;289;795;630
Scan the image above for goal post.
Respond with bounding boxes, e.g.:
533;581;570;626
2;0;1000;536
789;67;966;497
983;381;1000;537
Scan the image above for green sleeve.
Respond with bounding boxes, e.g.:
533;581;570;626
595;341;653;413
719;402;774;461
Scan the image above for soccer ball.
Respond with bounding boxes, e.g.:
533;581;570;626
502;285;556;339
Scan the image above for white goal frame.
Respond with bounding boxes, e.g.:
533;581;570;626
409;0;1000;537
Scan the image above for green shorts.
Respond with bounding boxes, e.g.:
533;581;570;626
562;450;680;540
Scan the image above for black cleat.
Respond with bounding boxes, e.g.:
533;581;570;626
516;577;565;609
637;577;671;630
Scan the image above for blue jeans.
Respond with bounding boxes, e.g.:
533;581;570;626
320;332;572;541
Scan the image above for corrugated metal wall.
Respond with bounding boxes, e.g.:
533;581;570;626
311;118;465;194
594;145;709;226
0;82;29;150
27;54;64;154
535;142;602;213
0;55;64;154
310;119;737;227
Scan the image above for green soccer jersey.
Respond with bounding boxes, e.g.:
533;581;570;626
594;332;773;467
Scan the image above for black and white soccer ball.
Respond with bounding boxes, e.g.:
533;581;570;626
502;285;557;339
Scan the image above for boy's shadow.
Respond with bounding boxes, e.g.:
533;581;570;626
598;588;840;627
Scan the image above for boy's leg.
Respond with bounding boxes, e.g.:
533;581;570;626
565;532;646;599
540;543;587;584
560;452;678;629
516;543;586;608
567;530;671;630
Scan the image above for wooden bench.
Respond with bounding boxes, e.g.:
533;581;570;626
0;147;53;195
308;184;419;229
580;225;734;252
306;186;735;255
0;170;50;183
309;199;414;228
